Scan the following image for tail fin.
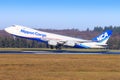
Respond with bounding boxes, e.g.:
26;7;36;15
92;30;112;44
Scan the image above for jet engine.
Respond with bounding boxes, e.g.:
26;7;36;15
64;41;75;47
48;40;57;46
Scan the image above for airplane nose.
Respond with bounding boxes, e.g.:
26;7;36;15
4;27;13;34
4;27;9;32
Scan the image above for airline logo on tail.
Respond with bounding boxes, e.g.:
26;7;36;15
97;32;108;41
92;30;112;42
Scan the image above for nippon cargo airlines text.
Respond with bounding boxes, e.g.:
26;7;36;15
21;29;46;37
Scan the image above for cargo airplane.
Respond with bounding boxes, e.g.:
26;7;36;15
5;25;112;49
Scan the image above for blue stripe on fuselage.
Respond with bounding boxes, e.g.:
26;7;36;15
74;44;90;48
13;35;48;43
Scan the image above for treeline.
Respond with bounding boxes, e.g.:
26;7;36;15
0;26;120;49
93;26;120;34
0;37;47;48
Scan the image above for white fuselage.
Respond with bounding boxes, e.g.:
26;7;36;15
5;25;88;42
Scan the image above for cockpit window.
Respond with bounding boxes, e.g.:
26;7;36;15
12;25;16;27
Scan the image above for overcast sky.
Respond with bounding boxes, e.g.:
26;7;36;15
0;0;120;30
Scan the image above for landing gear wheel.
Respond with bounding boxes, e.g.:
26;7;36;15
55;44;62;50
50;45;54;49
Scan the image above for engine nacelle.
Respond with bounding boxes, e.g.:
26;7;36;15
48;40;57;46
64;41;75;47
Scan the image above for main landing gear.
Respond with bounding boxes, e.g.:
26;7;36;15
50;44;62;50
